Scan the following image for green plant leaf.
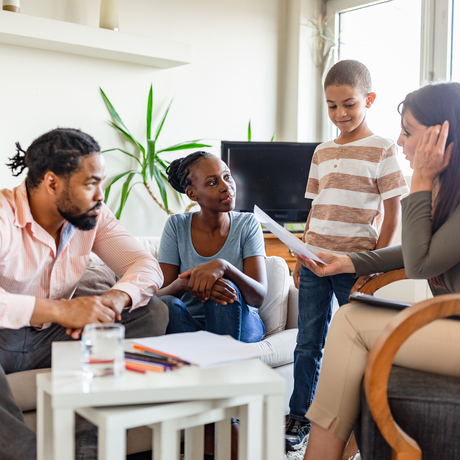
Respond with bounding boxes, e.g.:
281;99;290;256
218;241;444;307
157;142;212;154
104;170;137;202
100;88;131;134
154;98;174;142
270;130;276;142
102;148;143;167
152;167;169;213
248;120;252;142
147;139;156;179
115;172;135;219
146;84;153;142
108;121;145;156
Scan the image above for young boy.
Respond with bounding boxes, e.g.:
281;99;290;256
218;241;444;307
285;60;409;451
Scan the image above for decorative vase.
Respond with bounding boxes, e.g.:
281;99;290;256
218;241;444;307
99;0;118;31
3;0;20;13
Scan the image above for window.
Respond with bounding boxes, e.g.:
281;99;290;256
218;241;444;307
451;0;460;81
337;0;422;174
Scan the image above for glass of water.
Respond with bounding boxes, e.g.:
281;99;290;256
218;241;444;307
81;323;125;378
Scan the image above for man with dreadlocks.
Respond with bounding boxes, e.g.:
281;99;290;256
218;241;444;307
0;128;168;459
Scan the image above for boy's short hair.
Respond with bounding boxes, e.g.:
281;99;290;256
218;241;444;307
324;60;372;95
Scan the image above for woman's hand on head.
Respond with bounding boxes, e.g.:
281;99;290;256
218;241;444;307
412;120;454;192
295;252;355;277
179;259;229;302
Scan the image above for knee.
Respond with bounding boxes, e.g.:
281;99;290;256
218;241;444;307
223;279;239;292
159;295;186;314
327;302;369;342
123;296;169;338
147;296;170;334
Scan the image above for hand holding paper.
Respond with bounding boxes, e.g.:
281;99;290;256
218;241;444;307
253;205;326;265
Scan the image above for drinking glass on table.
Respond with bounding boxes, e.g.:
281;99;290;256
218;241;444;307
81;323;125;378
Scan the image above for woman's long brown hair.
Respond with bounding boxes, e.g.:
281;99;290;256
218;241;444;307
399;82;460;288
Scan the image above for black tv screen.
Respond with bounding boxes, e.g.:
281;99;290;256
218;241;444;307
221;141;320;224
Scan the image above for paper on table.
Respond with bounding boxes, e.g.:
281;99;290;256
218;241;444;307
133;331;273;367
254;205;326;265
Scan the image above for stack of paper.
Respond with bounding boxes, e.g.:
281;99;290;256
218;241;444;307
133;331;273;367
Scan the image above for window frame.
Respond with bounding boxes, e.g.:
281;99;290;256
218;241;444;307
326;0;452;83
318;0;452;141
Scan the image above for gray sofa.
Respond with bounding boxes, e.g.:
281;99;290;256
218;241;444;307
6;236;299;456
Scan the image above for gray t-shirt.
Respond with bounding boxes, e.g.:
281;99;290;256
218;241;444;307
350;191;460;296
158;211;266;317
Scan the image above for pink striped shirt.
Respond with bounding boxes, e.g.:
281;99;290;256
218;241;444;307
0;181;164;329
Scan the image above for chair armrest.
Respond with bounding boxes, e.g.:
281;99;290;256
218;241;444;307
364;294;460;460
358;269;407;295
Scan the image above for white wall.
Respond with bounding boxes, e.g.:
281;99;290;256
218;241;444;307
0;0;284;236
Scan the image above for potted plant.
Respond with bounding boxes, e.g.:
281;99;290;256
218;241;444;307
100;85;211;218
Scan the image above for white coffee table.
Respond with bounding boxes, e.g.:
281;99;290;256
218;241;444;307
36;340;285;460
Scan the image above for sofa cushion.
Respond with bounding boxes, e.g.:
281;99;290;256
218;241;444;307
88;236;161;267
259;256;290;336
253;328;297;367
74;264;118;297
6;368;50;412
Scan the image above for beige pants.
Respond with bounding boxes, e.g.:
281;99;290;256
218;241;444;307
306;302;460;441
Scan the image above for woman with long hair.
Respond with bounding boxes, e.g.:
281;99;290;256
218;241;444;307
296;81;460;459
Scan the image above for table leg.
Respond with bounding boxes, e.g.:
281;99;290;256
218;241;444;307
151;421;180;460
184;425;204;459
215;416;231;460
53;408;75;460
238;396;263;460
264;394;284;460
37;387;53;460
99;427;126;460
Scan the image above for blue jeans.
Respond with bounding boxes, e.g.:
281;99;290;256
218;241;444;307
160;280;265;343
289;265;356;423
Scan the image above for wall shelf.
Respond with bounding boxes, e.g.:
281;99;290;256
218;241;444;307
0;11;192;68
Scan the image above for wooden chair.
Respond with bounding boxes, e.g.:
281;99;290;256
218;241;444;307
357;269;460;460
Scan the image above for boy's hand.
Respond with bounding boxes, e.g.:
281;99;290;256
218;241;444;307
292;260;301;289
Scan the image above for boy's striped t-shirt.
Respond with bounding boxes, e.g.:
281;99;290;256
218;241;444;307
304;135;409;254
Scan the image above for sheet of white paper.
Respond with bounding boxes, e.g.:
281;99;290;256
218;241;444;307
133;331;273;367
253;205;326;264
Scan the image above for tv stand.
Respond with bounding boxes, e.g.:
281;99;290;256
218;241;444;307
263;233;302;272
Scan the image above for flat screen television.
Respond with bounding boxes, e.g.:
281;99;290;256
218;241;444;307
221;141;320;225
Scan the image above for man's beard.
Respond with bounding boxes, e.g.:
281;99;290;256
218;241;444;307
57;191;101;231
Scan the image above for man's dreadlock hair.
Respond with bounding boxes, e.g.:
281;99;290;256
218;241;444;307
7;128;101;190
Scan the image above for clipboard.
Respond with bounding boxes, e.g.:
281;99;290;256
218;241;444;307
349;292;412;310
349;292;460;320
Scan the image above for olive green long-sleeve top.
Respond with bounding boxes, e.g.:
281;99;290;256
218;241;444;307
349;191;460;296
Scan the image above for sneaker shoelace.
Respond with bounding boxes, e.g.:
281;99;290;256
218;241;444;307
286;419;304;434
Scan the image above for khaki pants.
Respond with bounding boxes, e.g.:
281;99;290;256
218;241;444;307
306;302;460;441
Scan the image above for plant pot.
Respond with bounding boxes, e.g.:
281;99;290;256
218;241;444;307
3;0;20;13
99;0;119;31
